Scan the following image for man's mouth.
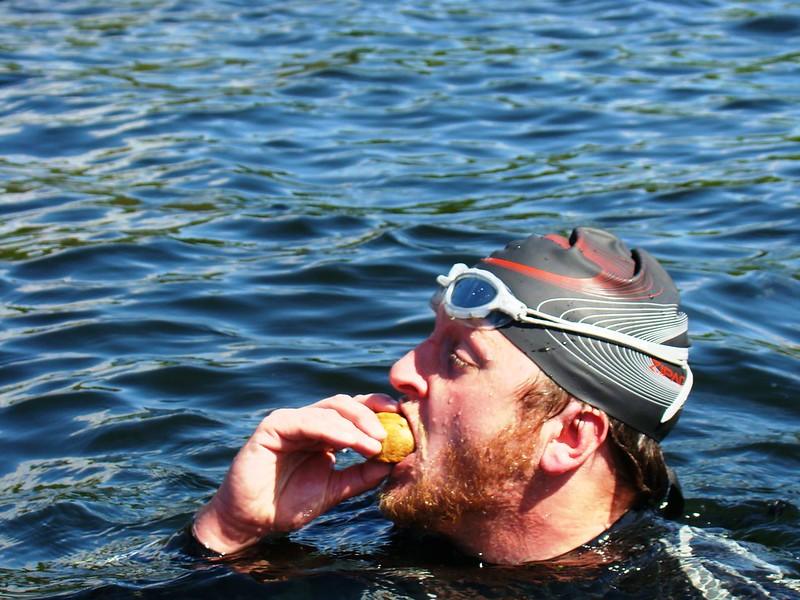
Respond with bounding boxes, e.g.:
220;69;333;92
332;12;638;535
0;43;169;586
395;400;421;467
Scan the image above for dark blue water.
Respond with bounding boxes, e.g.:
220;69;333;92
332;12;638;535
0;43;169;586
1;0;799;597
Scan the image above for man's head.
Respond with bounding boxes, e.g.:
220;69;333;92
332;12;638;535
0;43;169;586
379;227;692;562
476;227;692;440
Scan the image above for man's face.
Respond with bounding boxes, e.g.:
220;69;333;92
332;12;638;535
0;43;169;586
379;307;546;531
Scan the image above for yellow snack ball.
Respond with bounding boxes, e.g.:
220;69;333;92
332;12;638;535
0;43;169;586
374;412;415;463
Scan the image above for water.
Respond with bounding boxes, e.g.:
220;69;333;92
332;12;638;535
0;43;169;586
1;0;799;597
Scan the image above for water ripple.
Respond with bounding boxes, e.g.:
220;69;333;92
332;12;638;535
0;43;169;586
1;0;799;596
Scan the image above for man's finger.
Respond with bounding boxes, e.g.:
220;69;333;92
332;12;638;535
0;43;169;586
256;406;383;457
353;393;401;413
328;460;393;506
313;394;396;440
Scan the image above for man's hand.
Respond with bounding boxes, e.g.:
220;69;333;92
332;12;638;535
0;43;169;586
191;393;398;555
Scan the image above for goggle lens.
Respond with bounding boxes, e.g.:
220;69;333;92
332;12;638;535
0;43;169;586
431;273;512;329
450;277;498;309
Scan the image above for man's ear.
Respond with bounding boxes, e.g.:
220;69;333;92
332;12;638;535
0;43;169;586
538;400;610;476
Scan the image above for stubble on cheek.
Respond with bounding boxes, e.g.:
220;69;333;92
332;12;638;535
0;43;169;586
378;418;539;531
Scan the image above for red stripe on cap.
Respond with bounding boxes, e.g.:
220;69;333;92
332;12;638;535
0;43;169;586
544;234;571;249
482;256;663;300
483;257;581;289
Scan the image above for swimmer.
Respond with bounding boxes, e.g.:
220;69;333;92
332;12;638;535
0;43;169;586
192;227;693;564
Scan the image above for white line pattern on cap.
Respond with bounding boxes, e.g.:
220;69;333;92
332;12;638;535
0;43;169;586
537;297;689;413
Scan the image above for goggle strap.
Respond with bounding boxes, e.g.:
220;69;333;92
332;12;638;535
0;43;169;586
661;365;693;422
518;312;689;368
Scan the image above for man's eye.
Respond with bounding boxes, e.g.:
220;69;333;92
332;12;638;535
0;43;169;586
449;352;472;370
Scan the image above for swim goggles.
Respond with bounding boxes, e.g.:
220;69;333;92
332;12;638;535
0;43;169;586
431;263;690;369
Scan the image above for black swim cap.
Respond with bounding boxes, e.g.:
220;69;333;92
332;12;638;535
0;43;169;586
478;227;691;441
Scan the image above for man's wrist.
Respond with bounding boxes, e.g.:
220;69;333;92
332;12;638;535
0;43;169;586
192;500;266;555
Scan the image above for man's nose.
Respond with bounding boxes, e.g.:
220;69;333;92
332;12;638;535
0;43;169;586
389;346;428;399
